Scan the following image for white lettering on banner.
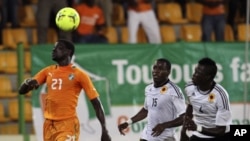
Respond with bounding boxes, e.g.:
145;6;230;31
241;63;250;82
170;64;182;83
113;59;153;85
126;65;141;84
112;60;128;84
142;65;152;84
231;57;240;82
112;59;224;85
230;57;250;82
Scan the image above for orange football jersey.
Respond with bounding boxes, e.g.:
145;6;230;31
34;64;99;120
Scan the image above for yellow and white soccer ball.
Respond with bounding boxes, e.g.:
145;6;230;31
55;7;80;32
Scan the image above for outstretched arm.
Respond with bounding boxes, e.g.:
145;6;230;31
18;78;39;94
118;107;148;135
91;97;111;141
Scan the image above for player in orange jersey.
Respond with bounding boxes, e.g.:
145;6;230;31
18;39;111;141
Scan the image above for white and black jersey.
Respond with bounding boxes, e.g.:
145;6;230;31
142;80;186;140
185;81;232;138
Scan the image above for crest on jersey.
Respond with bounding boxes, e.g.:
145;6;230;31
160;86;168;94
208;93;215;103
68;73;74;80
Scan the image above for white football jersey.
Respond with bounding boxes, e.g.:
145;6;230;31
185;82;232;138
142;80;186;140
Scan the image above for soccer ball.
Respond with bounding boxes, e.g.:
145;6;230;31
55;7;80;32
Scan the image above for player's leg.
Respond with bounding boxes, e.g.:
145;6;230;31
141;10;161;44
43;117;80;141
201;15;213;42
127;10;140;43
55;117;80;141
214;14;225;42
43;119;56;141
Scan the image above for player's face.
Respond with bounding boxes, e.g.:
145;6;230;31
52;42;70;62
152;61;169;84
192;65;209;86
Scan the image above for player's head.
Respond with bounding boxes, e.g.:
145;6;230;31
192;57;217;85
152;58;171;85
52;39;75;62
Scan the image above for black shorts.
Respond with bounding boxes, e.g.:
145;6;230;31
190;132;230;141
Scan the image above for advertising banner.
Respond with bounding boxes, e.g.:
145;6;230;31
31;43;250;141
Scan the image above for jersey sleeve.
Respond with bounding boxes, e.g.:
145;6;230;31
184;82;195;105
33;67;49;85
173;96;186;116
171;88;187;117
78;70;99;100
215;86;232;126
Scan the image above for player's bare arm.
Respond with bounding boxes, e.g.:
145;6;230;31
186;122;227;137
18;78;39;94
202;126;227;136
151;113;185;137
91;97;111;141
118;107;148;135
180;103;193;140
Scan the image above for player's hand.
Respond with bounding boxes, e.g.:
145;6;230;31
151;123;165;137
19;78;39;94
118;122;129;135
184;117;197;131
101;130;111;141
25;79;39;89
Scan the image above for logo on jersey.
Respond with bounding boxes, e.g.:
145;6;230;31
199;106;204;113
48;72;52;77
69;73;75;80
160;86;168;94
208;93;215;103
